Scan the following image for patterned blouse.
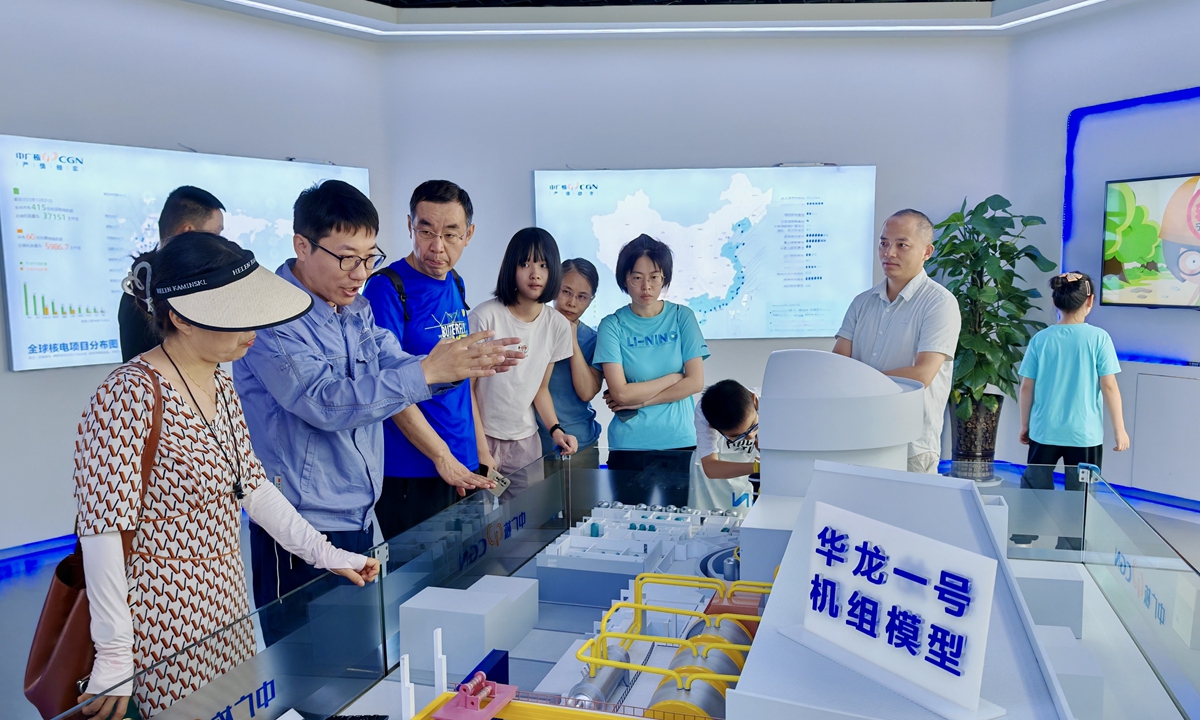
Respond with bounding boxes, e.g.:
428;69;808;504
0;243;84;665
74;359;267;715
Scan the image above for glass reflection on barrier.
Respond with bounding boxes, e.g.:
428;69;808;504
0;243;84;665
51;566;387;720
378;450;570;671
566;446;699;524
1084;476;1200;719
48;451;572;720
973;462;1087;562
53;450;1200;719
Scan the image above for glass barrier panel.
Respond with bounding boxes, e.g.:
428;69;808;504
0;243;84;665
1084;476;1200;718
974;463;1086;562
566;447;702;523
379;450;570;672
52;562;386;720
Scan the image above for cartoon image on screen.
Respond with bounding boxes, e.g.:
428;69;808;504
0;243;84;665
1102;174;1200;308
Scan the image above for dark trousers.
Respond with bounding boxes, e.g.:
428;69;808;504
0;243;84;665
605;448;695;507
377;475;464;540
1021;440;1103;491
250;521;375;647
1013;441;1103;551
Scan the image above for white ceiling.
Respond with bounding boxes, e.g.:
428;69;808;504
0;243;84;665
180;0;1135;39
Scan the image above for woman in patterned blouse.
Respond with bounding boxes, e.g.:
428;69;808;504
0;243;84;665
76;233;380;719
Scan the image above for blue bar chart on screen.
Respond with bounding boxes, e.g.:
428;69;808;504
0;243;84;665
0;134;369;371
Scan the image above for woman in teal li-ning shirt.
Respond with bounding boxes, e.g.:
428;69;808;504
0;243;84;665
593;235;709;501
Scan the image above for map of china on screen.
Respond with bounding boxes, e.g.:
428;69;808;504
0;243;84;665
0;134;369;371
534;166;876;339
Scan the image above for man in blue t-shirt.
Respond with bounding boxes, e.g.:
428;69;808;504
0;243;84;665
364;180;494;539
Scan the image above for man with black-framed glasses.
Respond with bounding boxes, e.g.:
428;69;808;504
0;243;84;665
690;379;761;515
234;180;521;645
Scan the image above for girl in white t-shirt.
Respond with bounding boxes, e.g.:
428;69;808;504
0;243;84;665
470;228;576;491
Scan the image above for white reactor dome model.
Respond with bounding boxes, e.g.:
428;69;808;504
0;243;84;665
757;349;925;496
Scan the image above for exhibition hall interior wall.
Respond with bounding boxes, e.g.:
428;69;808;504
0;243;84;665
0;0;1197;550
0;0;396;550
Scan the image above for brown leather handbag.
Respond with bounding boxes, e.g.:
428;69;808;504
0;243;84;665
24;366;163;720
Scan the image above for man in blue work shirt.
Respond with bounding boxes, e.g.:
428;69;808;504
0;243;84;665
234;180;516;643
363;180;490;539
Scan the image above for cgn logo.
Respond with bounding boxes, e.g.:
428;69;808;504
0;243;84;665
15;151;84;165
459;511;528;570
549;182;598;197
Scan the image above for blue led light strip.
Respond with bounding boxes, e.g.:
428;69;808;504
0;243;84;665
1062;85;1200;247
1116;353;1193;366
0;533;75;562
1061;85;1200;366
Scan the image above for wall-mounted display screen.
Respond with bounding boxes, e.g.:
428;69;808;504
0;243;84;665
534;166;876;339
1102;173;1200;308
0;134;369;371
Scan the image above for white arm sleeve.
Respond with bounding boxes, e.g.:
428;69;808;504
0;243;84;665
243;483;366;572
80;533;134;697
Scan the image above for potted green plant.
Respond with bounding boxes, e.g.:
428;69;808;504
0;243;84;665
927;195;1057;482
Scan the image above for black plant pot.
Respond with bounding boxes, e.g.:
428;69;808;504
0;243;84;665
950;394;1004;481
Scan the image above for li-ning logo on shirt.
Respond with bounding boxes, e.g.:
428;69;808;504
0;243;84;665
426;311;468;340
626;331;679;348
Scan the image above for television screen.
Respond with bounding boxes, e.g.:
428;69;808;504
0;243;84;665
1102;173;1200;308
534;166;876;339
0;134;369;371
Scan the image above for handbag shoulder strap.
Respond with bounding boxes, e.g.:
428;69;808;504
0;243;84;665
120;363;163;560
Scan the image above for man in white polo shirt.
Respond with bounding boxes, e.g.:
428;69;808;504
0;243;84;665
833;209;961;473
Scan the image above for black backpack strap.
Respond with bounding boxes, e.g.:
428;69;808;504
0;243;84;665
370;267;409;322
450;269;470;311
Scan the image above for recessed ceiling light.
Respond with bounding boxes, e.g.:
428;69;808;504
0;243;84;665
213;0;1110;37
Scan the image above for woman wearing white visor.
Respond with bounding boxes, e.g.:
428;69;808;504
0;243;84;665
75;233;380;719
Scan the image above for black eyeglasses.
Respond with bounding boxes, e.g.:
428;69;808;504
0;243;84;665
310;241;387;272
725;421;759;445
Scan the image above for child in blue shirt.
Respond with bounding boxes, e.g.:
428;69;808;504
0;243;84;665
1019;272;1129;493
593;235;709;502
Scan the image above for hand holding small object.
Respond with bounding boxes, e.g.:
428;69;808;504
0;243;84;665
436;454;496;496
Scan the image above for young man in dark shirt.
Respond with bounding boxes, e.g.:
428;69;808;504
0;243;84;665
118;186;225;361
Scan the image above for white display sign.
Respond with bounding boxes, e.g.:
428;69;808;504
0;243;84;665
801;501;998;713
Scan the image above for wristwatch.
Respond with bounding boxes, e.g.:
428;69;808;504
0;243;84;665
549;423;564;436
